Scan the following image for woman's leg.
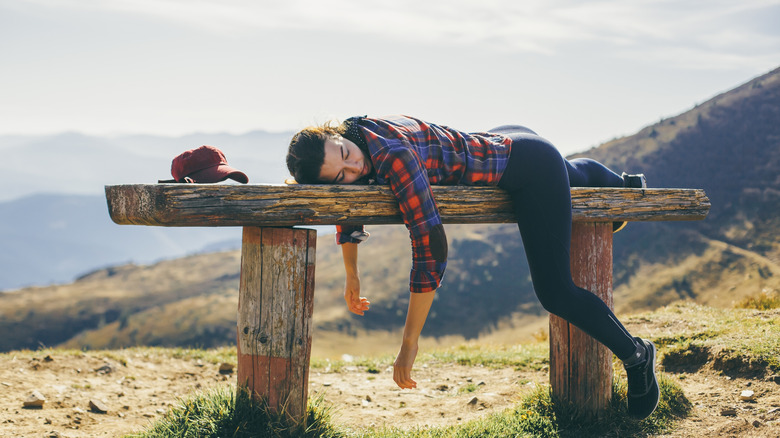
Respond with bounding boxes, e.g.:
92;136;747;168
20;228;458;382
498;131;660;419
498;132;638;360
566;158;625;187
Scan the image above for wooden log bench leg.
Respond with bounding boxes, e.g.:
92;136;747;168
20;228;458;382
236;226;316;423
549;222;614;418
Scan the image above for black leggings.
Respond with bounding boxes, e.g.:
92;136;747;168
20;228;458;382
491;125;638;360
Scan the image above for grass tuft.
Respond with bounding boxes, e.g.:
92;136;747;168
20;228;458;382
512;374;691;438
126;386;344;438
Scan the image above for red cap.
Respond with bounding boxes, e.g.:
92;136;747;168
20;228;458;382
170;145;248;184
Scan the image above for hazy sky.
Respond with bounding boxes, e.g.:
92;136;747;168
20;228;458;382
2;0;779;154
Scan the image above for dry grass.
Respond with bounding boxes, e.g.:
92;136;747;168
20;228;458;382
624;302;780;374
736;288;780;311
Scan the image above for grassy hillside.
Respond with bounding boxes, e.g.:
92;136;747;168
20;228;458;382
0;251;242;351
1;224;544;354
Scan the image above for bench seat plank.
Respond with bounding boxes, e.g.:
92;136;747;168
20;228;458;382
105;184;710;227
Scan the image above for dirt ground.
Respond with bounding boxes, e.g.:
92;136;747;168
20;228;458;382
1;350;779;438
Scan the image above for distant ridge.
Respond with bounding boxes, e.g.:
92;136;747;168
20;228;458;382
572;66;780;312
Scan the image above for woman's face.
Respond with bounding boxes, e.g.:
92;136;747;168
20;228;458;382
318;135;373;184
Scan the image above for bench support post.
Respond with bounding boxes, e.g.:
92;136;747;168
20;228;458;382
549;222;614;417
236;226;316;423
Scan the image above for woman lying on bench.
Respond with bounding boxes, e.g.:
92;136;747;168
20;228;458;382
285;115;657;419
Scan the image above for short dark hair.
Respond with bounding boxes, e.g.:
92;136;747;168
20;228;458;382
286;123;345;184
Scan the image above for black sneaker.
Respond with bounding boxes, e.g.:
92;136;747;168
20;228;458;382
613;173;648;233
624;338;660;419
622;172;647;189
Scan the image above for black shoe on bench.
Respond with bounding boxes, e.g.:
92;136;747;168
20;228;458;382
613;173;648;233
624;337;660;419
622;172;647;189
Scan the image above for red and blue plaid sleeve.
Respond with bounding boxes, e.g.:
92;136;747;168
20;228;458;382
374;143;446;292
409;232;446;293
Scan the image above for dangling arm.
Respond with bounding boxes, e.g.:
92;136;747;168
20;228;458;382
341;242;370;316
393;290;435;389
377;144;445;388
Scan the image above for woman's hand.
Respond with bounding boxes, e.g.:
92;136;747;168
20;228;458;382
393;340;419;389
344;274;370;316
340;242;369;315
393;291;435;389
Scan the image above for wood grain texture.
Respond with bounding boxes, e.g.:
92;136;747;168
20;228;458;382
549;222;614;418
105;184;710;227
236;227;316;422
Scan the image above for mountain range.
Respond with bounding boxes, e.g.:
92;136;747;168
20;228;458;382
1;66;778;353
0;130;295;290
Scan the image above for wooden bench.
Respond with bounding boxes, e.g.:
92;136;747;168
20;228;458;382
105;184;710;422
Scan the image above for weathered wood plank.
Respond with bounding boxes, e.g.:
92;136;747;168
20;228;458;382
105;184;710;227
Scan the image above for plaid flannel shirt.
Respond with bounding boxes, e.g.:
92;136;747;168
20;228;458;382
336;115;512;292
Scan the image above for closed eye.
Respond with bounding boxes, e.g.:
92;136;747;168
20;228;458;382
335;146;346;183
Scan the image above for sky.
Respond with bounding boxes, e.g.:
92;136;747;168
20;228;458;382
1;0;779;155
